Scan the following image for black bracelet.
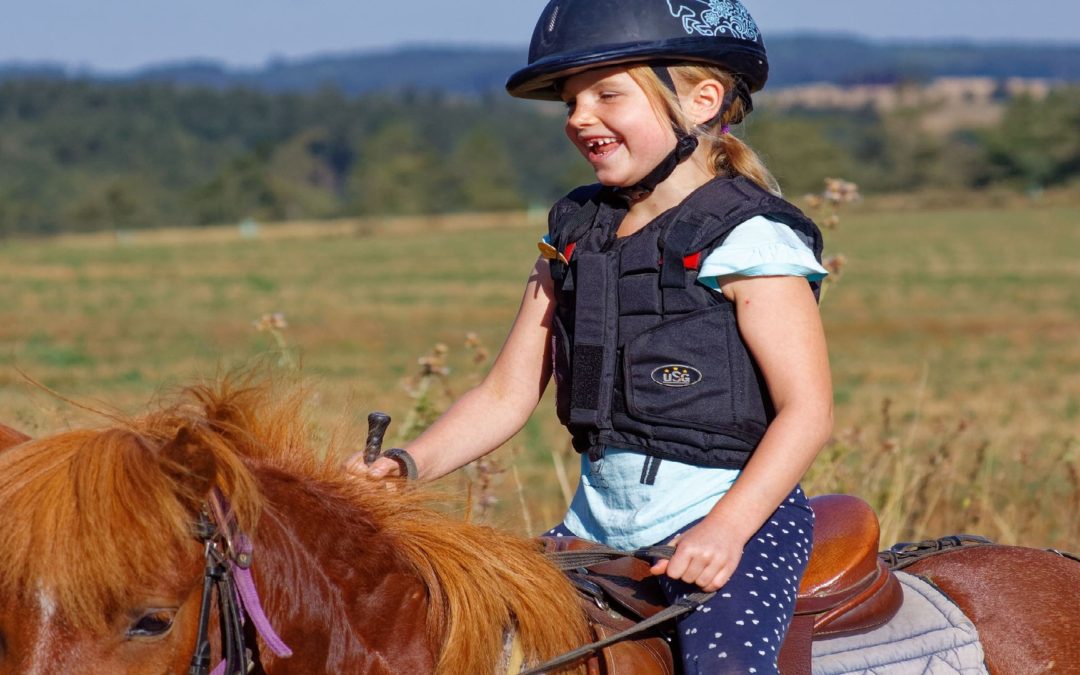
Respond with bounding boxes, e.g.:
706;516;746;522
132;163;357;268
383;448;418;481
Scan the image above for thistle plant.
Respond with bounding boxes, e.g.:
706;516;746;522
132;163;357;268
253;312;296;369
803;178;860;302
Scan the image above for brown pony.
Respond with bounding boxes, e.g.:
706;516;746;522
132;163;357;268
2;379;1079;675
0;379;590;674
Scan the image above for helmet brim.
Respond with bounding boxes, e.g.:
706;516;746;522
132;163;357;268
506;36;768;101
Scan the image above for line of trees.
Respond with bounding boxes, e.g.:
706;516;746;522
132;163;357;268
0;80;1076;236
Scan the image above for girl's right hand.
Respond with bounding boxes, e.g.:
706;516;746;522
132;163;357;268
344;454;403;479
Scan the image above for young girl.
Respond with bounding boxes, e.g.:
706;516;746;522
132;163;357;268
350;1;832;672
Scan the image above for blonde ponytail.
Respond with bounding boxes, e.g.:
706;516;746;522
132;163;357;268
628;64;780;195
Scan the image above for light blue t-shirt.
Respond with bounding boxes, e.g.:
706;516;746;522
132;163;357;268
560;216;827;549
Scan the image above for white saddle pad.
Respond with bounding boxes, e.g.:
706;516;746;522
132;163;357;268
811;571;988;674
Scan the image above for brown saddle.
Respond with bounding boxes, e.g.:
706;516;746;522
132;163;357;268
539;493;902;675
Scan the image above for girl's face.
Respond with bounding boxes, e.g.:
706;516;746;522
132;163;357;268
561;67;677;188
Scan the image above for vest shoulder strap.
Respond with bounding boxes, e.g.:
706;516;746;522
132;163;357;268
549;183;605;253
673;178;822;258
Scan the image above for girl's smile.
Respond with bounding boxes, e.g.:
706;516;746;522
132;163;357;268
561;67;677;187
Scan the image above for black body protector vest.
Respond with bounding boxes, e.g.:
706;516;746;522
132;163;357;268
547;177;823;469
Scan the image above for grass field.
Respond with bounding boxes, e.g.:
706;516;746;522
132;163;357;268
1;198;1078;549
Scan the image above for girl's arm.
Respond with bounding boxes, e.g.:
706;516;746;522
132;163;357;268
652;275;833;591
345;258;556;481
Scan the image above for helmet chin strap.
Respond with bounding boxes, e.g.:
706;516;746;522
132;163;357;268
613;132;698;203
613;65;712;203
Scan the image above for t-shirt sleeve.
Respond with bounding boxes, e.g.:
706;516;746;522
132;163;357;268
698;215;828;290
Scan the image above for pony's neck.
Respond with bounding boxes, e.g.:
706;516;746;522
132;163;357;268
247;464;436;673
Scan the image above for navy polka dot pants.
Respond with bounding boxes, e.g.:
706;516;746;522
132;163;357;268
547;486;814;675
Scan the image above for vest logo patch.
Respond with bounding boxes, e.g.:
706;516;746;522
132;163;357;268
651;365;703;388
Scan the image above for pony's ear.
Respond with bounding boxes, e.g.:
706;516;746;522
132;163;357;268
0;422;31;452
160;425;218;509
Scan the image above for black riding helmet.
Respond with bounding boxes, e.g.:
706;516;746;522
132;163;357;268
506;0;768;199
506;0;768;101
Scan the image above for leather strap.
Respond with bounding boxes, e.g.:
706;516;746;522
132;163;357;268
384;447;419;480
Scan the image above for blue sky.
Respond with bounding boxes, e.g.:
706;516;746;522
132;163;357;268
4;0;1077;72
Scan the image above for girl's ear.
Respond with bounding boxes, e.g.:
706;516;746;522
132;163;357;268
685;79;725;126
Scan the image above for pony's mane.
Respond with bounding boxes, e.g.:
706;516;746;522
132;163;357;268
0;376;306;629
0;376;588;671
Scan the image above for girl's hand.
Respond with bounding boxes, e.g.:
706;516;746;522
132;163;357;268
650;518;745;592
343;454;402;479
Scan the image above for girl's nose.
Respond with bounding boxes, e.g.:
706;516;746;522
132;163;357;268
566;102;596;130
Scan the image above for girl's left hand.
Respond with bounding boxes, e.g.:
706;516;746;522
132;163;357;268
650;518;745;592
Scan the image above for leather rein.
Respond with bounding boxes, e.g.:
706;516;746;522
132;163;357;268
188;490;292;675
520;544;712;675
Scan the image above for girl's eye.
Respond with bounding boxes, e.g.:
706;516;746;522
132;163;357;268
126;609;176;639
599;92;620;101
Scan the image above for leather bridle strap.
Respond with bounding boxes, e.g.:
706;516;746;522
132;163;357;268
188;491;293;675
188;511;249;675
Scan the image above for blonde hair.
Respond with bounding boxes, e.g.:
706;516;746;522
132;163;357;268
627;64;780;195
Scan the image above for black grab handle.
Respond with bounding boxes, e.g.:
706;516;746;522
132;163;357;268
363;412;392;465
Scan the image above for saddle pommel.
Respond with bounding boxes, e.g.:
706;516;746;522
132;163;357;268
779;494;905;675
796;493;902;634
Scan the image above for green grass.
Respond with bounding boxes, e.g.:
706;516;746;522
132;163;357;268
1;202;1078;548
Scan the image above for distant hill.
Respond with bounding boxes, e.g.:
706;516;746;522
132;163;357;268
2;35;1077;95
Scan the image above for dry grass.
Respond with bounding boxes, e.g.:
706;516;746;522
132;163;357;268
1;198;1078;550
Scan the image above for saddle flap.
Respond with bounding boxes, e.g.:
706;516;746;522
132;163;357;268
539;535;668;620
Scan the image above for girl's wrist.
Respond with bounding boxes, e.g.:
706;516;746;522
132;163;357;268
703;497;763;546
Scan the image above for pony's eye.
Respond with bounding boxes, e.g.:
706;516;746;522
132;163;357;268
126;609;176;639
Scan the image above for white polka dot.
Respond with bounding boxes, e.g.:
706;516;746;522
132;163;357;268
714;632;723;638
744;641;753;647
718;652;728;658
708;643;716;649
736;620;745;626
